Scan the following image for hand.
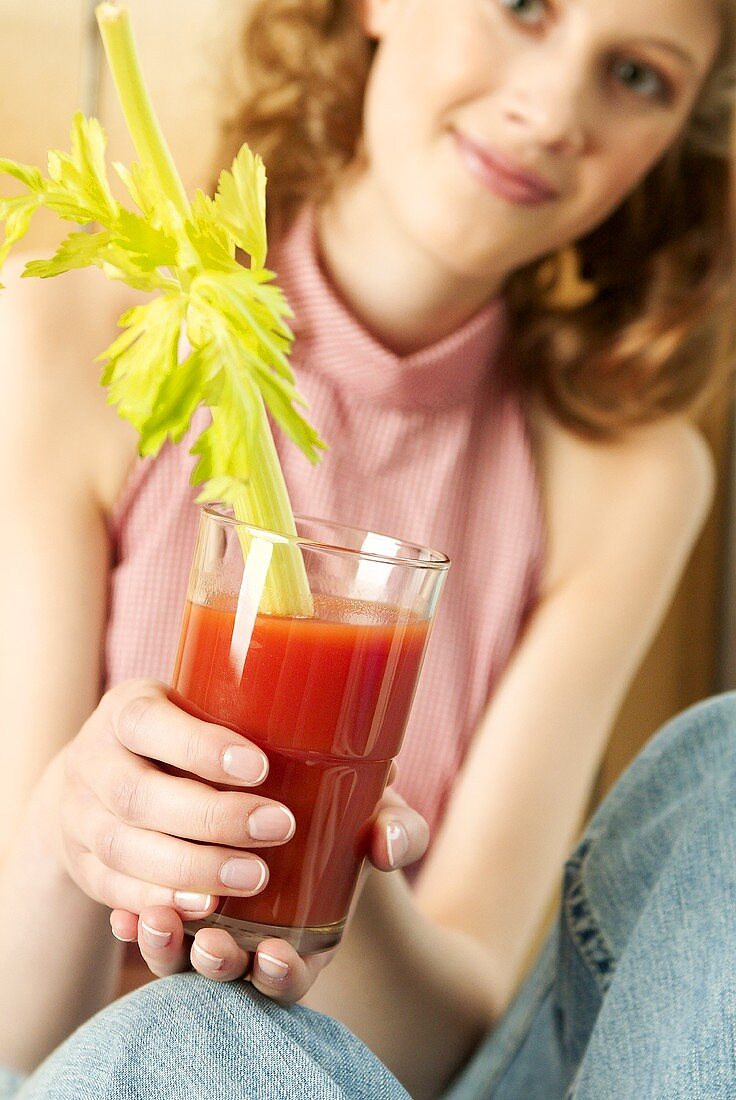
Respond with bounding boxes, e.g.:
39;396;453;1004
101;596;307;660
109;782;428;1003
55;677;295;946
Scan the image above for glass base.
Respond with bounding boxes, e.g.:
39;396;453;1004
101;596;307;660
184;912;345;954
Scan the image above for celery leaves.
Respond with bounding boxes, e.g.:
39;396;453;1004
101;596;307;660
0;112;326;506
1;1;323;615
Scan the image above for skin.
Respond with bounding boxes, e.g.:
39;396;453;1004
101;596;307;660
0;0;726;1093
319;0;720;351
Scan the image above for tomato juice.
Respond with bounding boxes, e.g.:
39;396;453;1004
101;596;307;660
172;594;430;949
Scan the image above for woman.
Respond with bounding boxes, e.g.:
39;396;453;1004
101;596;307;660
0;0;734;1095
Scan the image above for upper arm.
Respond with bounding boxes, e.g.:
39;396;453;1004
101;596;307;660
413;414;714;987
0;261;140;852
536;414;714;685
478;414;715;780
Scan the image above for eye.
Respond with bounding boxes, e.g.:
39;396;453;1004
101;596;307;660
611;58;672;103
498;0;548;27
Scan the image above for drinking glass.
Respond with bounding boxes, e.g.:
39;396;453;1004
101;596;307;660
171;506;450;953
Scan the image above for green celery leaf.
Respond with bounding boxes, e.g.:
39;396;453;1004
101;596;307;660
0;160;45;191
114;208;178;270
186;189;237;271
193;474;246;505
46;114;118;226
99;293;186;440
253;362;326;464
213;145;268;269
23;229;113;279
0;195;42;267
192;270;295;381
136;344;211;456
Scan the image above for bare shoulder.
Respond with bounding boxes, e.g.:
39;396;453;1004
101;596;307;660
0;257;145;510
531;406;715;592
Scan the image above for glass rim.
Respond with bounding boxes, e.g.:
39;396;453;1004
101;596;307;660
201;504;451;571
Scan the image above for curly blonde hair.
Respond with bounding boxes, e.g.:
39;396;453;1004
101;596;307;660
215;0;736;437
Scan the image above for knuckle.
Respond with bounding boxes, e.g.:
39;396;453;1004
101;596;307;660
171;846;202;889
115;693;160;750
199;793;232;843
180;726;205;774
113;770;149;824
111;680;168;745
95;822;124;868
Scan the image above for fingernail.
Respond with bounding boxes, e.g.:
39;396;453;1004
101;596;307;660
174;891;213;912
386;821;409;868
247;805;296;842
111;929;137;943
140;921;173;948
257;952;289;981
219;857;268;893
192;942;226;971
222;745;269;785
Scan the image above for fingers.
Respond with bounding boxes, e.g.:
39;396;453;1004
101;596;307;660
110;909;138;943
114;906;325;997
75;850;219;918
134;907;193;978
110;908;251;982
121;914;327;1000
249;939;335;1004
369;786;430;872
103;679;270;788
189;927;250;982
87;745;296;849
78;801;270;898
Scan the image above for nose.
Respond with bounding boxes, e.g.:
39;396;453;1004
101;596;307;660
502;67;589;157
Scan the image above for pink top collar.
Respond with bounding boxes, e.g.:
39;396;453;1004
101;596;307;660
269;206;509;412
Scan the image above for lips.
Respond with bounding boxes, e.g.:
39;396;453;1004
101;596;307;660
452;130;559;206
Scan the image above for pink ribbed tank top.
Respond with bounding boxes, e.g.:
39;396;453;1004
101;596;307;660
105;206;545;844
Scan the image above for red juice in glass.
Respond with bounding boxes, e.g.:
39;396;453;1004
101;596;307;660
171;510;449;953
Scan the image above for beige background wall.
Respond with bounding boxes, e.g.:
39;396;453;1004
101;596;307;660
0;0;233;249
0;0;730;801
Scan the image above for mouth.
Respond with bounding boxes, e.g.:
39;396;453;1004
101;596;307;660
451;130;560;206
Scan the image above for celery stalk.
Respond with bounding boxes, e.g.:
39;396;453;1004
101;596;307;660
95;2;314;617
96;3;189;219
222;398;312;618
0;3;325;618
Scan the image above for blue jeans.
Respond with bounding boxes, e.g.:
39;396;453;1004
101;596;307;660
3;694;736;1099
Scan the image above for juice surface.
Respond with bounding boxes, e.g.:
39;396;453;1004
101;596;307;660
172;595;429;929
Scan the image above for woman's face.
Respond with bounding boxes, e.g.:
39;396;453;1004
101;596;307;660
354;0;722;281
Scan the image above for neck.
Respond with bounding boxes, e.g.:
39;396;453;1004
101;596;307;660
315;176;504;356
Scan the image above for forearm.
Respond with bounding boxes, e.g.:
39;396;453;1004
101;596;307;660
0;756;122;1076
302;868;499;1100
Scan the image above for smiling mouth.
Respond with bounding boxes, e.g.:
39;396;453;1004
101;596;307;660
452;130;560;206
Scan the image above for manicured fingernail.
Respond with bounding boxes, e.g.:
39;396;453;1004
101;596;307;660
222;745;269;785
257;952;289;981
219;857;268;893
174;891;213;912
386;821;409;868
140;921;173;948
111;929;137;943
192;942;225;971
247;805;296;842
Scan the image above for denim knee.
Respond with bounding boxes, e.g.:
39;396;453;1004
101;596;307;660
20;972;408;1100
562;691;736;982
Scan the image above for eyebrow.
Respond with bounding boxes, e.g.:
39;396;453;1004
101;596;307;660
635;38;697;70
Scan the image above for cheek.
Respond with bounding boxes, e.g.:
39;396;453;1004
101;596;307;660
362;0;494;164
571;126;683;240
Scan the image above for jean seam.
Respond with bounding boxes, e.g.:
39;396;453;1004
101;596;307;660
563;838;616;997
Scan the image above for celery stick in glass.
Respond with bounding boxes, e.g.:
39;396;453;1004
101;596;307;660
0;2;324;616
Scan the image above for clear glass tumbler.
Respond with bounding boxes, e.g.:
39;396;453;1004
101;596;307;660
171;506;450;953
